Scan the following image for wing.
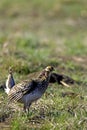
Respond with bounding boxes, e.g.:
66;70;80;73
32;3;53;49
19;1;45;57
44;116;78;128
8;79;37;102
49;73;62;83
49;73;75;86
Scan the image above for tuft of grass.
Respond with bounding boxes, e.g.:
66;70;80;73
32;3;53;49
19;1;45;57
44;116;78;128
11;114;29;130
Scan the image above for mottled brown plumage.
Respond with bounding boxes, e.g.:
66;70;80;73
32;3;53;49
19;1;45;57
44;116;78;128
8;66;54;112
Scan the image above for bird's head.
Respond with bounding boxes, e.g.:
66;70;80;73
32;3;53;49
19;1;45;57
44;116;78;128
9;67;13;74
38;66;54;79
45;66;54;72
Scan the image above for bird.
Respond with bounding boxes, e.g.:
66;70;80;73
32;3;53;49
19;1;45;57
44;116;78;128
5;69;75;94
49;72;75;87
5;67;75;95
5;67;15;94
8;66;54;112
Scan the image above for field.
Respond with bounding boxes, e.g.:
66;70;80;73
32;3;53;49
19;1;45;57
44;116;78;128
0;0;87;129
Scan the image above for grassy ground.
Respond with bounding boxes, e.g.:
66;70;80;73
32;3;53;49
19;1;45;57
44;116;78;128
0;0;87;129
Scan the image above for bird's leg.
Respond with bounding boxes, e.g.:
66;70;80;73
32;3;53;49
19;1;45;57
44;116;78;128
23;103;31;114
23;105;27;113
26;107;29;114
23;105;29;117
27;103;31;113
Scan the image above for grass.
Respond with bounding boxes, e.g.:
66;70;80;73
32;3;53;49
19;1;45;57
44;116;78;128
0;0;87;129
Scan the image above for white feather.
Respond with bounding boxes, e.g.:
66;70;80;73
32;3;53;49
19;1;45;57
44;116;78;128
5;78;10;94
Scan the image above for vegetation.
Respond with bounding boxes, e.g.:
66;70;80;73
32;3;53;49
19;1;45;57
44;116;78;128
0;0;87;129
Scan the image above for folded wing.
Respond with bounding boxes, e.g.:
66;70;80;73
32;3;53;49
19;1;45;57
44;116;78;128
8;79;37;102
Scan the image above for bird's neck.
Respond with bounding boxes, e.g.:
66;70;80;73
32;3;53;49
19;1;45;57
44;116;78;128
8;73;13;80
38;70;51;81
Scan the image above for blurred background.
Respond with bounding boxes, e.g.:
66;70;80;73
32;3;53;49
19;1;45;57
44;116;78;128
0;0;87;76
0;0;87;81
0;0;87;129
